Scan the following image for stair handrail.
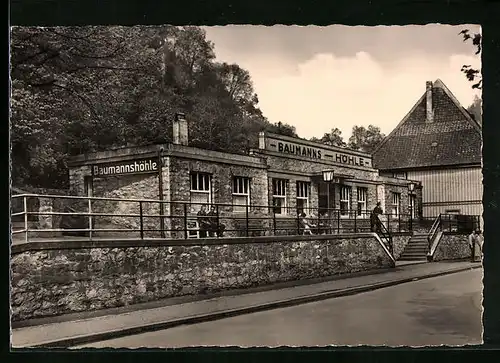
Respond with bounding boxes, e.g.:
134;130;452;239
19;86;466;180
427;214;442;253
376;216;393;257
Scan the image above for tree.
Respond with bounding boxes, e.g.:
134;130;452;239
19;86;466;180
10;25;300;189
347;125;385;153
459;29;482;90
311;128;346;147
266;121;298;137
466;95;482;125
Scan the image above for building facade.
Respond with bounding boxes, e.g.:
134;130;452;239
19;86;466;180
373;79;483;221
68;114;422;238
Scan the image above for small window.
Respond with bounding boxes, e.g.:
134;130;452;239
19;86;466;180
357;187;368;217
296;181;310;215
232;177;250;213
340;186;351;217
190;173;211;213
272;179;288;215
391;192;401;218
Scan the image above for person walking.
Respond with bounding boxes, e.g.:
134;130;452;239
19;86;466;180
370;202;383;233
468;229;483;262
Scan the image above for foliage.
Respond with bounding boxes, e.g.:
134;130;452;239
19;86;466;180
347;125;385;154
459;29;482;90
10;25;296;188
466;96;482;125
310;128;346;147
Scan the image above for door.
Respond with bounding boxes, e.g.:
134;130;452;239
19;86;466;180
318;182;335;214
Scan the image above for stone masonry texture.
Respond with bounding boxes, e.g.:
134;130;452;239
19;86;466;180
10;236;393;321
433;233;473;261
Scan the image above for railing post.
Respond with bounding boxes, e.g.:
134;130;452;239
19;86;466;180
139;201;144;240
160;201;166;239
216;205;220;238
88;197;93;240
409;212;413;232
245;203;249;237
337;210;340;234
23;196;28;244
354;211;357;233
296;210;300;235
184;203;188;239
273;207;277;236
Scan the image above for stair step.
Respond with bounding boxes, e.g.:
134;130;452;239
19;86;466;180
400;253;428;257
399;257;428;261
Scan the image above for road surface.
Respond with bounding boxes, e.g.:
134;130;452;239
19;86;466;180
78;269;482;348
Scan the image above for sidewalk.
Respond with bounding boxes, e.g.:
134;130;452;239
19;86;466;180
11;261;481;348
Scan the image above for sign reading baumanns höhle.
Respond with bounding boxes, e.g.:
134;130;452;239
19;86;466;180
265;136;372;168
92;158;158;177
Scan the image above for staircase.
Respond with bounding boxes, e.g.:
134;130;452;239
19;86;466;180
399;232;429;261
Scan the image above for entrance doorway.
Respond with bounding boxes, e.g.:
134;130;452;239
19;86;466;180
409;194;417;219
318;182;335;214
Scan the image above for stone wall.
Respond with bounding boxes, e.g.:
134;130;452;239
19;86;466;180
391;234;411;260
91;173;163;237
433;233;472;261
11;187;69;237
11;235;394;321
168;157;269;238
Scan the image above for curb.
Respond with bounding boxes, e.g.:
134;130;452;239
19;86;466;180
18;265;481;349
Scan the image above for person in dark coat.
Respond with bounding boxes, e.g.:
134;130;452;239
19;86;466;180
370;202;383;233
197;205;210;238
207;205;226;237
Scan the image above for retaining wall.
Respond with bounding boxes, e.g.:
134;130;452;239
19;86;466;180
11;234;394;321
433;232;474;261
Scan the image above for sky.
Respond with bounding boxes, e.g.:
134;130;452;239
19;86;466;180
203;24;482;140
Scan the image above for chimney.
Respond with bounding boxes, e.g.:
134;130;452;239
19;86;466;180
258;131;266;149
173;112;188;146
426;81;434;123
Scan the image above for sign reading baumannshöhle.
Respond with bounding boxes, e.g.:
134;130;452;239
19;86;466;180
264;136;372;168
92;158;159;177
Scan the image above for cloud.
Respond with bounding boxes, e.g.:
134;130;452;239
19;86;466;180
245;51;481;140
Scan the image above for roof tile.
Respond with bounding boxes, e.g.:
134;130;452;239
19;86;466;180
373;80;482;170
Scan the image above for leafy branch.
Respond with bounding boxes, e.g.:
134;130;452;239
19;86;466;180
459;29;482;90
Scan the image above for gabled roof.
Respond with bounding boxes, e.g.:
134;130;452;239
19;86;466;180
373;79;482;170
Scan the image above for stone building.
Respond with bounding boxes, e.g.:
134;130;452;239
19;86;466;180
68;113;421;238
372;79;482;222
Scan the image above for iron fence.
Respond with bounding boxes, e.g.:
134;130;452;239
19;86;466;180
10;193;424;242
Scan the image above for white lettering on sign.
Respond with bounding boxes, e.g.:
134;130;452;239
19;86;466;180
334;153;367;167
277;142;322;159
271;140;371;167
92;159;158;177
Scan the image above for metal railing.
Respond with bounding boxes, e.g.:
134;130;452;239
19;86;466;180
426;213;481;253
11;193;418;242
427;215;441;253
375;215;394;256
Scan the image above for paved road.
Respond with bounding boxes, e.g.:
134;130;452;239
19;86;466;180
78;269;482;348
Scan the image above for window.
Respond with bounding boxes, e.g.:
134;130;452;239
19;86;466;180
392;172;407;179
391;192;401;218
357;187;368;217
190;173;211;212
296;181;310;215
232;176;250;212
272;179;287;215
340;186;351;217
